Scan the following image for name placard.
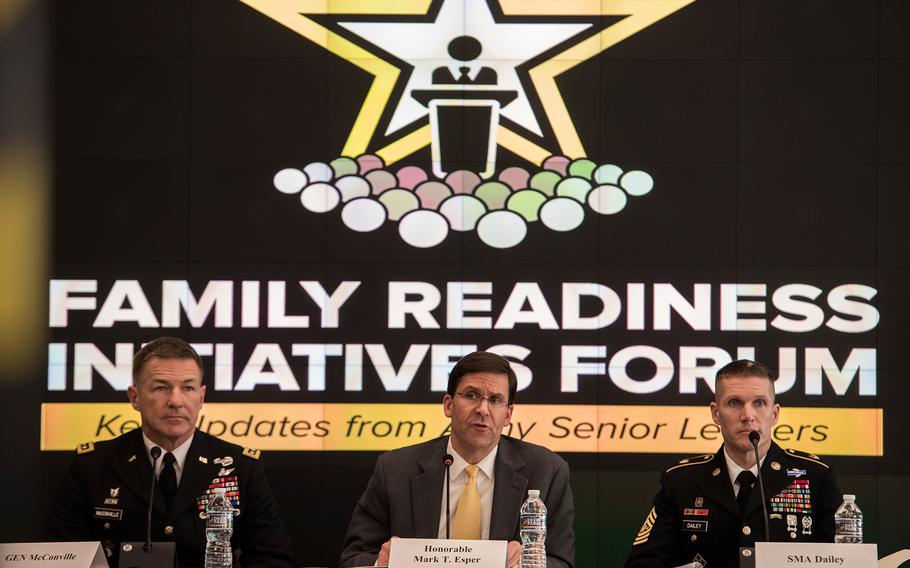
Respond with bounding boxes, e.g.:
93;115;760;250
0;542;107;568
755;542;878;568
388;538;507;568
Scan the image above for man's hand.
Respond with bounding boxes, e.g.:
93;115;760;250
507;540;521;568
377;538;394;566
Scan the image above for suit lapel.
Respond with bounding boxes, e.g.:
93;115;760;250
696;448;739;517
410;437;447;538
169;431;218;518
489;438;528;541
111;429;168;516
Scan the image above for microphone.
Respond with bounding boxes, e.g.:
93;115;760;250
748;431;770;542
443;454;454;540
145;446;162;553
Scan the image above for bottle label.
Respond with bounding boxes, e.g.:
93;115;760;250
207;511;232;530
520;514;546;531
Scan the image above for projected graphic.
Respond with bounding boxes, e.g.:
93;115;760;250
273;156;653;248
241;0;689;247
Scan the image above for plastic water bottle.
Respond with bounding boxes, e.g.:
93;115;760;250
205;487;234;568
834;494;863;544
520;489;546;568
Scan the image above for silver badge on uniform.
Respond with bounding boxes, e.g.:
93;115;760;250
802;515;812;535
787;514;797;539
214;456;234;467
218;467;235;477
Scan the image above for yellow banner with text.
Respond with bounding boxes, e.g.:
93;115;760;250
40;403;883;456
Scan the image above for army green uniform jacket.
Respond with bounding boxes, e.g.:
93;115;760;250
624;442;841;568
47;429;295;568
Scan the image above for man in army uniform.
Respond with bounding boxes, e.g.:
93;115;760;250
47;337;296;568
624;359;842;568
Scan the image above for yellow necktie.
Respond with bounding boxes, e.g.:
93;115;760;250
451;465;481;539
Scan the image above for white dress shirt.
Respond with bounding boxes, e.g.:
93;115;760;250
438;440;498;540
142;432;193;484
723;446;765;497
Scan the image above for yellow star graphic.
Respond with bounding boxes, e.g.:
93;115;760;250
240;0;694;166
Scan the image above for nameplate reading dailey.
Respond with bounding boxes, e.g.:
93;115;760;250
388;538;507;568
756;542;878;568
0;542;107;568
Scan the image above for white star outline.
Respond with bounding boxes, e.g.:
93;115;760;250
338;0;591;138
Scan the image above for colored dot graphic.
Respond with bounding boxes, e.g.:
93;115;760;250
272;154;654;249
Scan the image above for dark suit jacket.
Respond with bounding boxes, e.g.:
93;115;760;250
624;442;841;568
339;436;575;568
47;429;295;568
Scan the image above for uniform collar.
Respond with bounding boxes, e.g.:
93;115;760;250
723;445;765;488
142;431;194;479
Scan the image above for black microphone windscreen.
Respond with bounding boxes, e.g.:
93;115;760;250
443;453;454;467
748;431;761;445
150;446;162;460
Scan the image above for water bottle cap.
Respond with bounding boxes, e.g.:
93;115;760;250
843;494;855;501
528;489;540;497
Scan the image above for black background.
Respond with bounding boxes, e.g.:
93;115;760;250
2;1;909;566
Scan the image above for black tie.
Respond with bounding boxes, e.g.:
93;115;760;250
159;452;177;508
736;470;756;515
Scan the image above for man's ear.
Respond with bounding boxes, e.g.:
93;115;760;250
709;401;720;425
128;384;139;410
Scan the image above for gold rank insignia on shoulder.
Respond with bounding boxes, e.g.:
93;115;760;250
666;453;712;473
785;448;829;469
76;441;95;454
633;507;656;546
242;447;261;460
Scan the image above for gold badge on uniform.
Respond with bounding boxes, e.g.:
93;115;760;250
771;461;781;471
104;487;120;505
694;553;707;567
632;507;656;546
199;456;208;464
694;497;704;508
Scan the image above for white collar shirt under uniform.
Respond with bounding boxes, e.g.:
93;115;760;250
437;439;498;540
723;445;765;497
142;432;193;484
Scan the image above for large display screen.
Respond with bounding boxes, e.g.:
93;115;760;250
36;0;910;564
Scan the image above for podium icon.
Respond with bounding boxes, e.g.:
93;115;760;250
412;36;517;179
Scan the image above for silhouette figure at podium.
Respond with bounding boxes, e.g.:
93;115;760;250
415;36;514;179
432;36;497;85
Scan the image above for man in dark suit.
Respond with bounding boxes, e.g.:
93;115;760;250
339;352;575;568
623;359;842;568
47;337;295;568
